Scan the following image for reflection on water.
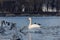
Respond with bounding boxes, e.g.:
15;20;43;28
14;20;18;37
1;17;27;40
0;16;60;27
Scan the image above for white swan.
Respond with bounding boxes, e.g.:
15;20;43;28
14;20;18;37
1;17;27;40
28;17;41;40
28;17;41;30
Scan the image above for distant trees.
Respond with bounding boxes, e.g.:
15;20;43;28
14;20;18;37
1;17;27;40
0;0;59;16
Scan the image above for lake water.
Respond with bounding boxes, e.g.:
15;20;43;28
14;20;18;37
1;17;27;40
0;16;60;40
0;16;60;27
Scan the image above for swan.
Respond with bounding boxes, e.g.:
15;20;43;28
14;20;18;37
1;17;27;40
28;17;41;30
28;17;41;40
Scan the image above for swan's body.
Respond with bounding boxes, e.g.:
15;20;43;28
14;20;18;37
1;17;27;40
29;24;40;29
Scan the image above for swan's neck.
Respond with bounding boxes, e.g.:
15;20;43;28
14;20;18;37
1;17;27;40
29;19;32;29
29;19;32;25
28;17;32;29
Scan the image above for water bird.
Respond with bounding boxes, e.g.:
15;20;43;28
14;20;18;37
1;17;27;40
28;17;41;40
28;17;41;29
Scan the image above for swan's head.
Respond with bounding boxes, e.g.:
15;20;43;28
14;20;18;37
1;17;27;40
28;17;32;21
